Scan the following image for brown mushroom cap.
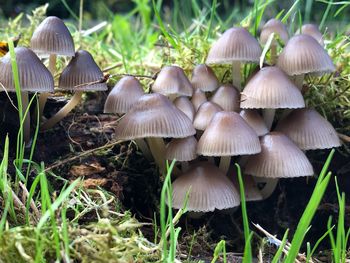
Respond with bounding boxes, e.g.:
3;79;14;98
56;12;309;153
173;96;195;122
240;66;305;109
296;24;324;46
191;64;219;92
152;65;193;97
172;162;240;212
104;76;144;114
206;27;262;64
193;101;223;131
197;111;261;156
0;47;54;92
30;16;75;57
166;136;197;161
260;18;289;44
191;88;207;111
115;93;196;140
59;50;107;91
275;108;341;150
210;84;240;112
245;132;314;178
240;110;268;136
277;34;335;76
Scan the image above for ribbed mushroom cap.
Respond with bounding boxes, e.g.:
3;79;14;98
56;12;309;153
0;47;54;93
296;24;324;46
191;88;207;111
240;66;305;109
30;16;75;57
244;132;314;178
115;93;196;140
275;108;341;150
191;64;219;92
152;65;193;97
277;34;335;76
59;50;107;91
231;173;263;201
174;96;195;122
260;18;289;44
206;27;262;64
193;102;223;131
210;84;240;112
166;136;197;161
197;111;261;156
172;162;240;212
240;110;269;136
104;76;144;114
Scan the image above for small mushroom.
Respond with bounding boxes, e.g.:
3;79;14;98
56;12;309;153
193;101;223;131
296;24;324;46
191;88;207;111
210;84;240;112
166;136;197;171
191;64;219;92
239;110;268;136
173;96;195;122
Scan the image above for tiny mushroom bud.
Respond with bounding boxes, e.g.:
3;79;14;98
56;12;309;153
193;101;223;131
210;84;240;112
191;64;219;92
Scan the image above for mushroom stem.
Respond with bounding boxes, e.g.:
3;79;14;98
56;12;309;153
263;109;275;130
38;54;56;121
41;91;83;130
146;137;166;172
21;92;31;145
232;61;241;90
270;44;277;65
135;139;153;161
253;177;279;199
294;74;305;90
219;156;231;174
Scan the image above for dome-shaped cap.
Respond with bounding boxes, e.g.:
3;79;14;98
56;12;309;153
193;101;223;131
206;27;262;64
275;108;341;150
104;76;144;114
197;111;261;156
59;50;107;91
172;162;240;212
166;136;197;162
191;88;207;111
245;132;314;178
31;16;75;56
240;110;268;136
260;18;289;44
0;47;54;93
173;96;195;122
210;84;240;112
296;24;324;46
152;65;193;97
191;64;219;92
115;93;196;140
277;34;335;76
241;66;305;109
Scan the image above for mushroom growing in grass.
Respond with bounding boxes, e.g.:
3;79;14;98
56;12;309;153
30;16;75;120
191;64;219;92
41;50;107;130
0;47;54;144
239;110;268;136
210;84;240;112
166;136;197;171
296;24;324;46
193;101;223;132
114;93;195;172
206;27;262;90
172;162;240;212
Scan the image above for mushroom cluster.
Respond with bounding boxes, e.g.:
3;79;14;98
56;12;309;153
108;20;341;215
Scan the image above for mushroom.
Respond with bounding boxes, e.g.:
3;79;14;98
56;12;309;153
231;173;263;202
41;50;107;130
296;24;324;46
191;64;219;92
239;110;268;136
0;47;54;144
173;96;195;122
193;101;223;131
206;27;261;90
166;136;197;171
210;84;240;112
191;88;207;111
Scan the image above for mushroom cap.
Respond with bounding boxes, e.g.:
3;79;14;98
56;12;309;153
59;50;107;91
231;173;263;202
152;65;193;97
0;47;54;93
104;76;144;114
172;162;240;212
244;132;314;178
173;96;195;122
240;110;269;136
277;34;335;76
275;108;341;150
206;27;262;64
296;24;324;46
166;136;197;161
191;64;219;92
30;16;75;57
210;84;240;112
197;111;261;156
193;101;223;131
191;88;207;111
115;93;196;140
240;66;305;109
260;18;289;44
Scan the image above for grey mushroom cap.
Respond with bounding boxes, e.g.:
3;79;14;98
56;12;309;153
210;84;240;112
31;16;75;57
191;64;219;92
166;136;197;162
0;47;54;93
296;24;324;46
260;18;289;44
